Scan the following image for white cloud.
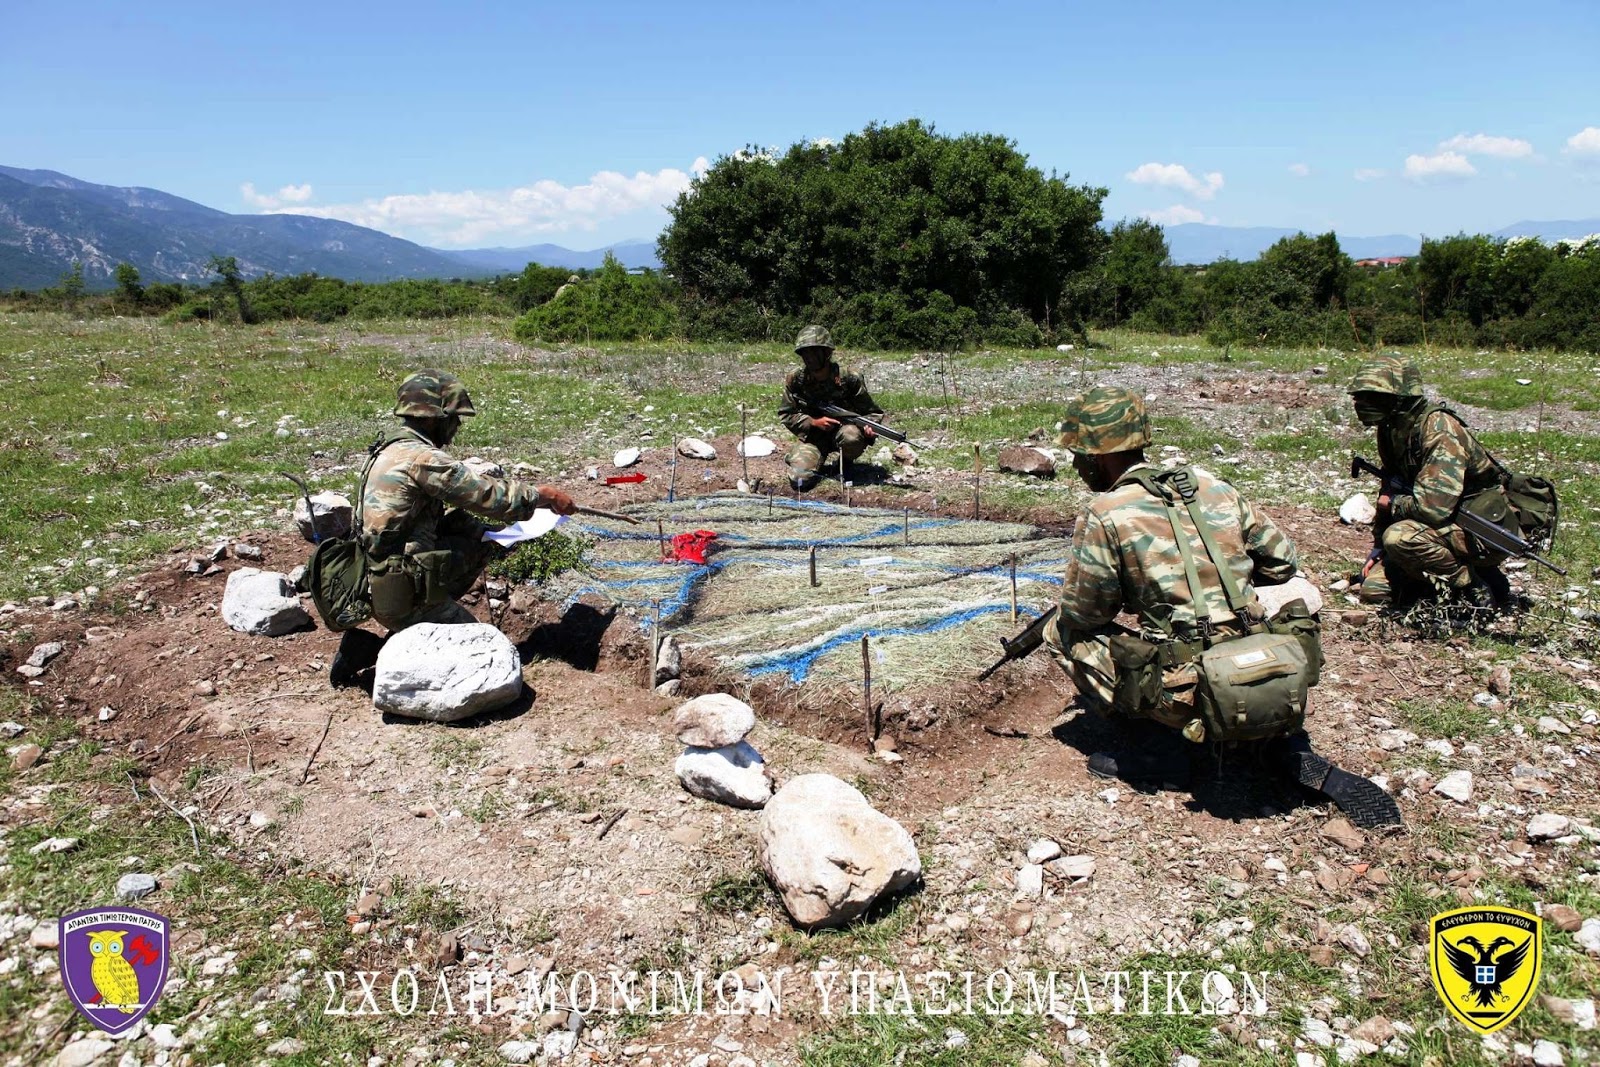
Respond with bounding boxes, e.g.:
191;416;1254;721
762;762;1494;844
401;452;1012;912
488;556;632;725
1403;151;1477;182
1353;168;1387;182
1142;204;1211;226
1438;133;1533;159
253;159;712;246
1565;126;1600;156
1125;162;1224;200
1287;163;1311;177
240;181;316;209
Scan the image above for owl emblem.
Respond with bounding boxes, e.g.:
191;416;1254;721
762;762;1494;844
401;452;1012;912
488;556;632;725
87;930;141;1013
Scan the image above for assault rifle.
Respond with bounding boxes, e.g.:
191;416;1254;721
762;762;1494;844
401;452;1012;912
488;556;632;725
977;606;1059;681
1350;455;1566;576
820;404;918;448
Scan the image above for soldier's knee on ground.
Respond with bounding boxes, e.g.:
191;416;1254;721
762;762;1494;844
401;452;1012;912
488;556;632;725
837;425;868;461
785;442;824;475
1383;519;1470;585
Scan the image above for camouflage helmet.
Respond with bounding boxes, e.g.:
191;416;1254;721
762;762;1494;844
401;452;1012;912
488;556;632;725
1347;355;1422;398
794;325;835;356
393;369;477;419
1057;386;1152;456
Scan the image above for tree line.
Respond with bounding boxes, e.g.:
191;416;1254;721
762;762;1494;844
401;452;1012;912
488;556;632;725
8;120;1598;352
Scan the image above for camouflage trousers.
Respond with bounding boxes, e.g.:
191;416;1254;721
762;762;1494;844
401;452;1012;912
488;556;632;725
1358;520;1504;604
785;425;870;482
371;511;504;632
1045;621;1199;729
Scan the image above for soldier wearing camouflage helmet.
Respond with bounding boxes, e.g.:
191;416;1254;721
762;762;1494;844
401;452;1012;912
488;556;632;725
327;369;577;689
1348;356;1510;609
1041;385;1401;824
777;325;885;491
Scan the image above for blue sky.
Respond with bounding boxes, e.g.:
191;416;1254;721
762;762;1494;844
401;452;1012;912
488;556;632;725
4;0;1597;249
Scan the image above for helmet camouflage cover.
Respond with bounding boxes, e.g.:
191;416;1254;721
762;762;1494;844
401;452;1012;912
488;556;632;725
794;324;835;355
1058;386;1152;455
1347;355;1422;398
393;369;477;418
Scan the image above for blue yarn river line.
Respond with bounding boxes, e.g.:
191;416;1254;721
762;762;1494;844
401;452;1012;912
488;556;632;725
744;603;1045;684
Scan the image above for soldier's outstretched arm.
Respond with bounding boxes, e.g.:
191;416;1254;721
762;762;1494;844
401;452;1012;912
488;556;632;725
1390;413;1469;525
410;449;553;522
1238;495;1299;586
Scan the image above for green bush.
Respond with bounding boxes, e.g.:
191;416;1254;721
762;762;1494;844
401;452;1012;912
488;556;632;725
511;255;680;344
487;530;593;584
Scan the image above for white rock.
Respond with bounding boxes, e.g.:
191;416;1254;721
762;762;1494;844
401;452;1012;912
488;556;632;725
1537;716;1572;735
655;634;681;685
1532;1039;1565;1066
613;447;642;468
1571;998;1596;1030
1302;1016;1335;1047
116;873;158;901
221;569;312;637
1015;864;1044;899
671;693;756;748
737;436;777;458
1026;839;1062;864
1575;919;1600;956
1423;739;1456;758
1433;771;1473;803
678;438;718;461
675;742;772;809
293;490;352;541
498;1040;539;1064
148;1024;181;1049
757;774;921;928
1527;813;1572;841
542;1030;577;1060
1377;729;1417;751
1339;494;1377;525
1050;855;1097;881
29;922;59;949
1255;576;1324;618
50;1040;115;1067
372;623;524;722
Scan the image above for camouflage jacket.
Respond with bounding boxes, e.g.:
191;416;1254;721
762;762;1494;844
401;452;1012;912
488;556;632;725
1377;403;1501;527
359;428;546;559
1057;464;1298;634
777;363;882;436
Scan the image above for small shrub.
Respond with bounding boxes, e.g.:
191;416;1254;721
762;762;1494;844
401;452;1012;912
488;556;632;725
488;530;593;584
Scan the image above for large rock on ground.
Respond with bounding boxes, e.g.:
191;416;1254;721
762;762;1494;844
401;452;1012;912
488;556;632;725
373;624;524;722
222;569;312;636
757;774;921;929
675;741;772;808
672;693;755;748
1255;575;1325;619
997;446;1056;477
1339;493;1377;526
294;491;353;541
678;438;718;461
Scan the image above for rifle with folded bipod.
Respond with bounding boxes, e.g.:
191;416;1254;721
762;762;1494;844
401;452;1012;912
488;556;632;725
820;404;919;448
1350;455;1566;576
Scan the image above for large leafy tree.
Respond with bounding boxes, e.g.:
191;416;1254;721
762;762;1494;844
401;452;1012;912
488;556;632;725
659;120;1106;347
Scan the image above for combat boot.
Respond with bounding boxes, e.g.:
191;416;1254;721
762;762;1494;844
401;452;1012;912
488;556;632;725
1087;722;1193;787
330;629;385;692
1280;732;1403;829
1457;573;1497;610
789;472;821;492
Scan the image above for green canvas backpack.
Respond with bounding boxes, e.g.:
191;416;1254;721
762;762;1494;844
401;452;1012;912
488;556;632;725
303;434;411;632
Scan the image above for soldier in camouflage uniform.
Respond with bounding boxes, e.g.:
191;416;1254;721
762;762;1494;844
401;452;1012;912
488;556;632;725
1044;385;1299;731
1041;386;1401;826
1348;356;1509;609
777;325;884;491
329;370;576;688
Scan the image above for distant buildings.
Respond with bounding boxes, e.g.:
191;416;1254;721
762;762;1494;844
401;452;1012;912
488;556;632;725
1353;256;1410;268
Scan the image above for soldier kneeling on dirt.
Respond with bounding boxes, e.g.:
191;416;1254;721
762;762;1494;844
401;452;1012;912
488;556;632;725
328;370;576;689
1044;386;1401;829
777;325;884;492
1348;356;1514;611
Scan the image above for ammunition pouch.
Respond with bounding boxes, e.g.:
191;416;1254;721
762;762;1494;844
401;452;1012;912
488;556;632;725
1195;630;1310;742
1264;597;1323;687
368;549;456;624
1108;634;1163;717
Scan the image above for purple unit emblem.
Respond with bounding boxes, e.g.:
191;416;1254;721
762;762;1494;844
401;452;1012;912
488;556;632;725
58;907;171;1035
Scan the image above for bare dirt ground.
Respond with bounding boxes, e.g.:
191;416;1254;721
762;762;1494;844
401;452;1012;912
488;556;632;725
4;338;1598;1067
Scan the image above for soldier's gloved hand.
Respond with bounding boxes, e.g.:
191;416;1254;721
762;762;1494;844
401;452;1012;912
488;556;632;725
1361;547;1382;580
810;416;840;431
539;487;577;515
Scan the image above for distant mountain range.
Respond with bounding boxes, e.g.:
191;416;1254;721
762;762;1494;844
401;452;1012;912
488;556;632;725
433;241;661;273
2;163;1595;289
1164;218;1600;266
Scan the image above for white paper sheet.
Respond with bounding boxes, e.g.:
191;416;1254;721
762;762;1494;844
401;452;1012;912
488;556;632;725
481;509;567;546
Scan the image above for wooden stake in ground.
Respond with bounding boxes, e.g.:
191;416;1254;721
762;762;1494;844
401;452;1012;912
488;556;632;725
740;406;749;486
1010;553;1018;623
809;544;819;588
668;441;678;504
649;601;661;688
861;633;876;748
839;452;847;506
903;506;910;546
300;706;334;785
973;443;983;519
657;519;667;560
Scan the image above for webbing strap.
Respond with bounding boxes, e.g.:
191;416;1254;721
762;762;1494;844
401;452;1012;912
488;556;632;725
353;430;420;548
1124;465;1251;628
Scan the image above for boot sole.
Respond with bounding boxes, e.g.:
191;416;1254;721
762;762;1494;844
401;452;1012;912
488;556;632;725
1288;750;1404;829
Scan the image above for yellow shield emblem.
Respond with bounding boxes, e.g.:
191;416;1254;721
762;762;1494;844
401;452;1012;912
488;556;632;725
1430;906;1542;1033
